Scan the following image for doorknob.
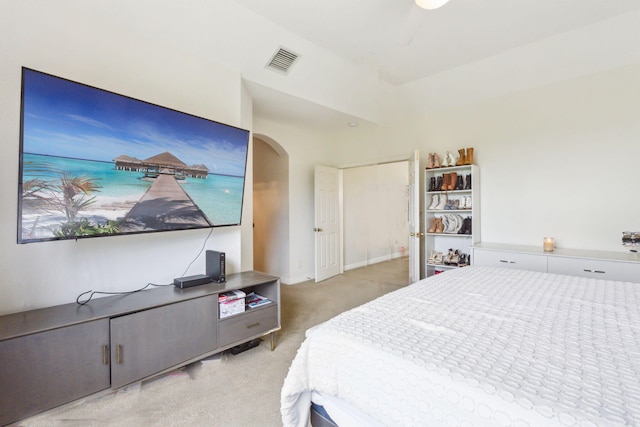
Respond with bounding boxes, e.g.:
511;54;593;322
409;232;415;237
314;227;323;232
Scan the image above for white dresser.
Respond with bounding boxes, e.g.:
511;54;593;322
472;242;640;283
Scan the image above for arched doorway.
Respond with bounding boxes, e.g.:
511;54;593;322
252;135;290;279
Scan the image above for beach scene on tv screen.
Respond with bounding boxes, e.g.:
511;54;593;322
19;69;249;243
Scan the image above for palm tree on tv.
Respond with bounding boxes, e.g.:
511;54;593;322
22;162;118;237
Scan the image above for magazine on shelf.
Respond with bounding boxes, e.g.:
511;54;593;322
218;289;245;302
245;292;271;308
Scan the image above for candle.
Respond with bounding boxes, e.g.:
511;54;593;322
543;237;554;252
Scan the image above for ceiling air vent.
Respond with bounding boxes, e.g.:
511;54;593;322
266;47;300;75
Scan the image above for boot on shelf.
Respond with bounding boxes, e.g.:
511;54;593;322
426;153;434;169
435;193;447;210
464;174;472;190
441;152;450;167
435;176;443;191
447;151;457;167
428;194;439;210
455;149;466;166
464;148;474;165
433;153;441;168
435;217;444;233
448;172;457;191
440;173;449;191
427;217;438;233
455;175;464;191
464;217;472;235
428;176;436;192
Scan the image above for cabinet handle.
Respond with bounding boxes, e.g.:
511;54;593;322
103;345;109;365
246;322;260;329
116;344;123;364
499;260;516;264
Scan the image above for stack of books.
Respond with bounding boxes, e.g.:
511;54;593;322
245;292;271;309
219;290;246;318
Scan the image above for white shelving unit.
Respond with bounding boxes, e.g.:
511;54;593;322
424;164;479;277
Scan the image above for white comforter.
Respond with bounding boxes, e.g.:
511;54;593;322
281;266;640;426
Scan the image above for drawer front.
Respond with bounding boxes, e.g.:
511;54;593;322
473;249;547;272
548;256;640;283
218;305;278;348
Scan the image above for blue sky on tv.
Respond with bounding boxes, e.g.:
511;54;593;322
21;69;249;177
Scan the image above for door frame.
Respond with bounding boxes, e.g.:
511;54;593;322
335;152;421;280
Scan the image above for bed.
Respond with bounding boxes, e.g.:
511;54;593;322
281;265;640;426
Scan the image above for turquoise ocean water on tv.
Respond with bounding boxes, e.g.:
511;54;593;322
22;153;244;226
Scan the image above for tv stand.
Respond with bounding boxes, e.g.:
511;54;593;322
0;271;280;426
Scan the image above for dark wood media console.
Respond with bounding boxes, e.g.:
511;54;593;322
0;271;280;426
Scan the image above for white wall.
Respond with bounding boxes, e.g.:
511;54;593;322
0;2;249;314
338;64;640;254
343;162;409;270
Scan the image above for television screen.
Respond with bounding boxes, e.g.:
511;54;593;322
18;68;250;243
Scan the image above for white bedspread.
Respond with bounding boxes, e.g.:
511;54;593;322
281;266;640;426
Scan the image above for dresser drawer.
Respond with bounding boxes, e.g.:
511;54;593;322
218;304;278;348
472;248;547;272
547;256;640;283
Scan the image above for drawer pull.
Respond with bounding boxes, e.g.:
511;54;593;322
594;270;606;274
103;345;109;365
583;269;605;274
246;322;260;329
499;260;516;264
583;269;592;273
116;344;123;364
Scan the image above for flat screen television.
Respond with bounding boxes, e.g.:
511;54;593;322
18;68;250;244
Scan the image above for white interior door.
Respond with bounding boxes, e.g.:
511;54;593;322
314;165;341;282
408;150;420;283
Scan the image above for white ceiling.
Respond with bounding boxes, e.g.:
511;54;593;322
85;0;640;127
231;0;640;127
234;0;640;85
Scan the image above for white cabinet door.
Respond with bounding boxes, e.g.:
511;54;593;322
473;248;547;272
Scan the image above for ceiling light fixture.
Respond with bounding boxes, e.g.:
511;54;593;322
415;0;450;10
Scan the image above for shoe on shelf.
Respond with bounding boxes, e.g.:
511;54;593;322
433;251;443;264
441;173;450;191
464;147;474;165
464;196;472;209
455;175;464;191
426;153;434;169
441;152;450;167
433;153;441;168
464;217;472;235
447;151;457;166
435;217;444;233
455;148;466;166
435;194;447;210
459;197;467;209
428;194;439;210
448;172;457;191
464;174;472;190
450;250;460;265
427;217;437;233
458;253;467;266
444;248;454;265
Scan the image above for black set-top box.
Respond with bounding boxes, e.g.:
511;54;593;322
173;274;212;289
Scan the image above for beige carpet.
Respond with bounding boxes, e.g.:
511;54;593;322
18;258;409;427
